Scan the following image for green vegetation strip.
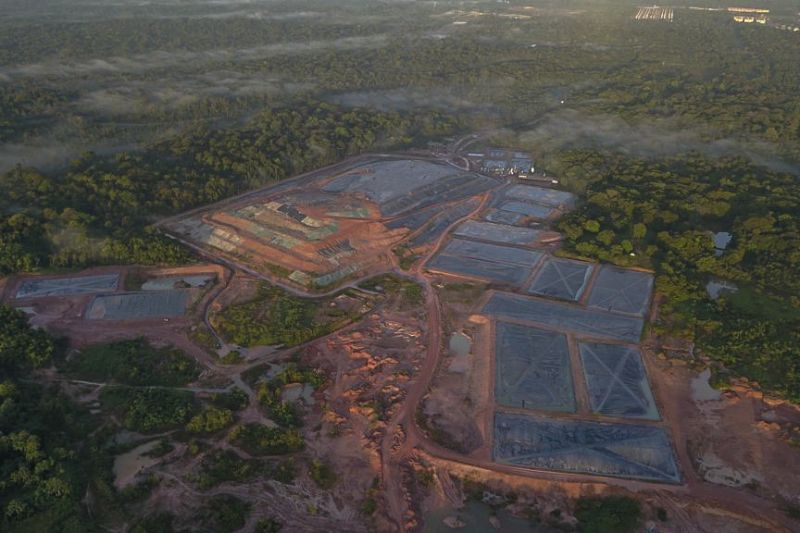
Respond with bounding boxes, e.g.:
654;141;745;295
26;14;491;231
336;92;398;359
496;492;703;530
213;283;363;347
66;338;199;387
100;387;197;433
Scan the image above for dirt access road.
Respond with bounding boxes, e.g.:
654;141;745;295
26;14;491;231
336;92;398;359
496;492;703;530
378;189;493;530
367;168;797;531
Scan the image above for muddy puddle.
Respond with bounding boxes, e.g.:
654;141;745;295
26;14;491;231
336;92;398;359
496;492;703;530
691;368;722;402
449;332;471;356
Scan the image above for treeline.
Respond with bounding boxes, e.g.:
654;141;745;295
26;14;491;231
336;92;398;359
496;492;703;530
5;6;800;161
0;100;461;275
552;150;800;400
0;306;93;530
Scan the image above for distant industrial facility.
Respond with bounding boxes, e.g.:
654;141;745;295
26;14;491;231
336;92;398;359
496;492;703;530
466;149;535;178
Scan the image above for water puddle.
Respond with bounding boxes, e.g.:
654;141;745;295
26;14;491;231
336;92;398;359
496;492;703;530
448;332;472;374
713;231;732;256
691;368;722;402
706;279;738;300
449;332;471;356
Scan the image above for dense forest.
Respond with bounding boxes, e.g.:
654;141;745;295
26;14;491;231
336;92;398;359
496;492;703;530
550;151;800;400
1;1;799;166
0;306;95;530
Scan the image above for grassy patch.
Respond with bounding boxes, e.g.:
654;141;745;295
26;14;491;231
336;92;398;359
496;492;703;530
255;364;324;427
361;477;380;516
210;387;249;411
255;518;283;533
213;283;361;347
191;326;219;350
195;449;294;490
220;350;243;365
130;512;176;533
185;407;235;434
241;362;271;388
439;282;486;304
229;423;304;456
393;245;419;270
723;286;800;321
308;459;337;489
66;338;199;387
360;274;424;307
123;269;148;291
574;496;642;533
200;494;250;533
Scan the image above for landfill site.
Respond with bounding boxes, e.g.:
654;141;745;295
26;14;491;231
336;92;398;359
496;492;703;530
5;142;798;532
158;148;679;485
414;171;678;485
162;157;498;290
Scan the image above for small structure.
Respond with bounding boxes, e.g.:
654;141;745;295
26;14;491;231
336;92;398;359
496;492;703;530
465;148;535;177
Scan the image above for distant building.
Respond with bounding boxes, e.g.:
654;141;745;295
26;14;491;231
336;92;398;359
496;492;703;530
468;148;535;177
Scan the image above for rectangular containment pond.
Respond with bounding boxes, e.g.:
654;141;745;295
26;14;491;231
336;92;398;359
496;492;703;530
496;200;555;219
493;412;680;483
484;209;523;225
482;292;645;343
504;185;575;207
526;257;594;301
427;255;528;285
587;266;654;316
322;160;496;216
141;275;214;291
426;238;543;285
453;220;541;245
16;274;120;299
495;321;575;412
579;342;659;420
86;291;189;320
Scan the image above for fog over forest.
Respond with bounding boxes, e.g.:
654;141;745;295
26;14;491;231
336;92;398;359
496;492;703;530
3;2;800;533
2;0;799;172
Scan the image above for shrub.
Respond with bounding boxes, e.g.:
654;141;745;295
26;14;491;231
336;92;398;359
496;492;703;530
229;424;304;455
575;496;642;533
185;407;234;434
